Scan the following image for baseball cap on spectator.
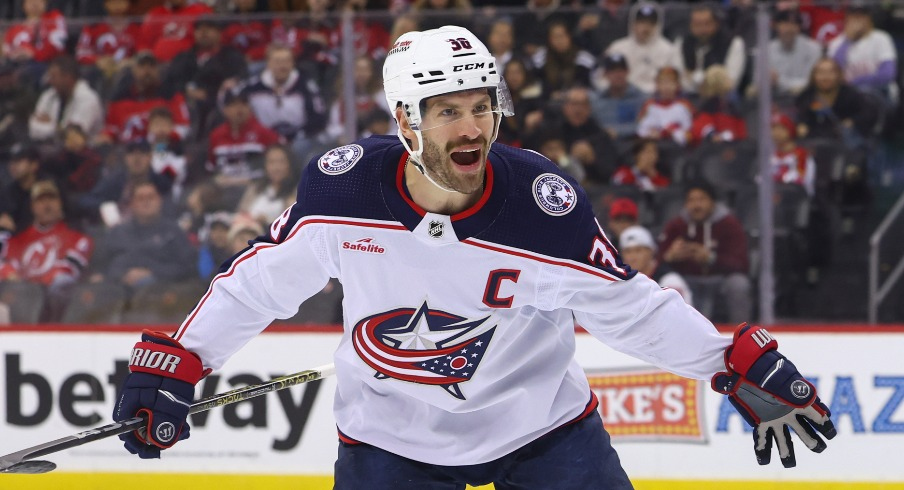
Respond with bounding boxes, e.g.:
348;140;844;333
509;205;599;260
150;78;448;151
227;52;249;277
603;53;628;72
11;144;40;162
126;139;152;153
30;180;60;201
227;218;264;244
222;88;249;106
609;198;639;221
619;225;657;252
771;112;796;139
135;51;158;66
635;4;659;23
847;0;873;15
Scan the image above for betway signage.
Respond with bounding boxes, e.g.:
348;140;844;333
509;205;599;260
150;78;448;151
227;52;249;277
1;326;903;481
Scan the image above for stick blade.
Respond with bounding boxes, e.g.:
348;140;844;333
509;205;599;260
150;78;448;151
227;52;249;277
0;460;57;474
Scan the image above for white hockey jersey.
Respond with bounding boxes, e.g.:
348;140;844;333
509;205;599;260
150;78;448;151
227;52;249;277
174;136;730;466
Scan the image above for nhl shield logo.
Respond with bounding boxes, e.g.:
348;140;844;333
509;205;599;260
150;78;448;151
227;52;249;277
428;220;444;238
318;144;364;175
533;173;576;216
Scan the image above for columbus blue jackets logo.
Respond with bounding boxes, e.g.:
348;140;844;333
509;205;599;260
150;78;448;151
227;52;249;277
318;144;363;175
352;301;496;400
533;173;576;216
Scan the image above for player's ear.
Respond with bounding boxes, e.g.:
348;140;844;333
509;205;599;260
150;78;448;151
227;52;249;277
397;106;416;141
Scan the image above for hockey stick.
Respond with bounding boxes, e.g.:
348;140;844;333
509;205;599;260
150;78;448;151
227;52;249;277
0;363;336;475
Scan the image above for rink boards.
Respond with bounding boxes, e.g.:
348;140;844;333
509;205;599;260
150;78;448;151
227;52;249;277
1;324;903;489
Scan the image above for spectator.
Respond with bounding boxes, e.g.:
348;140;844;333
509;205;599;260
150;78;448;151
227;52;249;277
574;0;629;56
0;145;45;233
227;216;264;255
411;0;473;33
75;0;142;83
689;65;747;147
497;57;544;146
771;112;815;197
611;138;670;192
196;211;233;280
162;15;249;138
532;21;595;100
795;0;846;46
45;125;102;194
675;5;746;94
2;0;67;85
335;0;391;61
207;89;281;206
178;181;226;241
273;0;338;89
99;52;191;144
28;56;103;143
619;225;692;305
606;197;638;242
532;126;585;183
223;0;273;74
552;86;620;185
591;53;646;139
795;57;880;147
659;180;751;324
768;9;822;97
487;18;518;74
139;0;214;63
512;0;577;58
92;181;197;289
147;107;189;198
325;55;391;144
0;180;92;321
77;140;173;223
0;62;37;156
827;5;898;104
637;67;693;146
236;144;297;227
604;3;679;95
243;44;329;165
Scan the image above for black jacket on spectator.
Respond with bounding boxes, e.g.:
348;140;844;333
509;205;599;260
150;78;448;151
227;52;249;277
76;168;173;222
795;84;880;141
97;218;196;284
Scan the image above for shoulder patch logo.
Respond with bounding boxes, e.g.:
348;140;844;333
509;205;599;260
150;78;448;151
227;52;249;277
532;173;577;216
318;144;364;175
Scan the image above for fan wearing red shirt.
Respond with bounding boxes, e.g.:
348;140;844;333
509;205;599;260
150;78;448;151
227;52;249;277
611;138;671;192
0;180;93;320
2;0;67;63
207;89;281;206
770;112;815;197
76;0;142;77
139;0;213;62
223;0;272;66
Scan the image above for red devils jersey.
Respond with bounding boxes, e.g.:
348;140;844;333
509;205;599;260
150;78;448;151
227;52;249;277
76;22;142;65
223;20;272;61
138;3;213;62
2;10;67;62
206;117;281;179
104;88;190;142
772;147;815;196
174;136;729;466
0;222;92;286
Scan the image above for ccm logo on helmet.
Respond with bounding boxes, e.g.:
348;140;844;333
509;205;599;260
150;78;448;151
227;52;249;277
453;63;486;72
130;348;182;374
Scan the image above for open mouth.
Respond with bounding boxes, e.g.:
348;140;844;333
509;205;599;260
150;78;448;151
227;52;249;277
450;148;481;167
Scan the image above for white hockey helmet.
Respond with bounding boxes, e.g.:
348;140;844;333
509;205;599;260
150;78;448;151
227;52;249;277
383;26;514;166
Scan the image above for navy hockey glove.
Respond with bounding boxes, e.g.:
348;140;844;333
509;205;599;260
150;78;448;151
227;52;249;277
113;330;208;459
712;324;836;468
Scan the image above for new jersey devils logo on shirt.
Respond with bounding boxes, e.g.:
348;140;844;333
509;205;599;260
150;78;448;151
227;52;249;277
352;301;496;400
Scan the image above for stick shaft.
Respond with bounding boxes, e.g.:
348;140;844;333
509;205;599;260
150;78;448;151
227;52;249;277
0;363;335;470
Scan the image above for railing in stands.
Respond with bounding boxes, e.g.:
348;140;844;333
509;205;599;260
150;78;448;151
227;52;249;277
869;191;904;323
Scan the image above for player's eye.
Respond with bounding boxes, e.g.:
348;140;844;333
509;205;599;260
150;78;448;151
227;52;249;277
474;104;489;113
439;108;457;117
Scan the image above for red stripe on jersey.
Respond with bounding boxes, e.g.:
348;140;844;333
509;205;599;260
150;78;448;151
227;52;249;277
462;239;619;282
175;217;406;342
337;428;362;445
396;153;427;217
393;152;496;221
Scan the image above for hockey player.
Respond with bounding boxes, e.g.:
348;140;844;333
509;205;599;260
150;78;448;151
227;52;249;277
113;26;836;488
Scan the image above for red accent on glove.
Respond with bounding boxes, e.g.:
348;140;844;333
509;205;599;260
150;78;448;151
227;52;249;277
725;323;778;376
128;330;206;384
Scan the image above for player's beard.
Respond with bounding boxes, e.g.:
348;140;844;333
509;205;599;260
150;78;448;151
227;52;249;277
419;136;489;194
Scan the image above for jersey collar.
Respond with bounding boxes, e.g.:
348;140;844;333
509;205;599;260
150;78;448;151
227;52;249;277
381;148;508;240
